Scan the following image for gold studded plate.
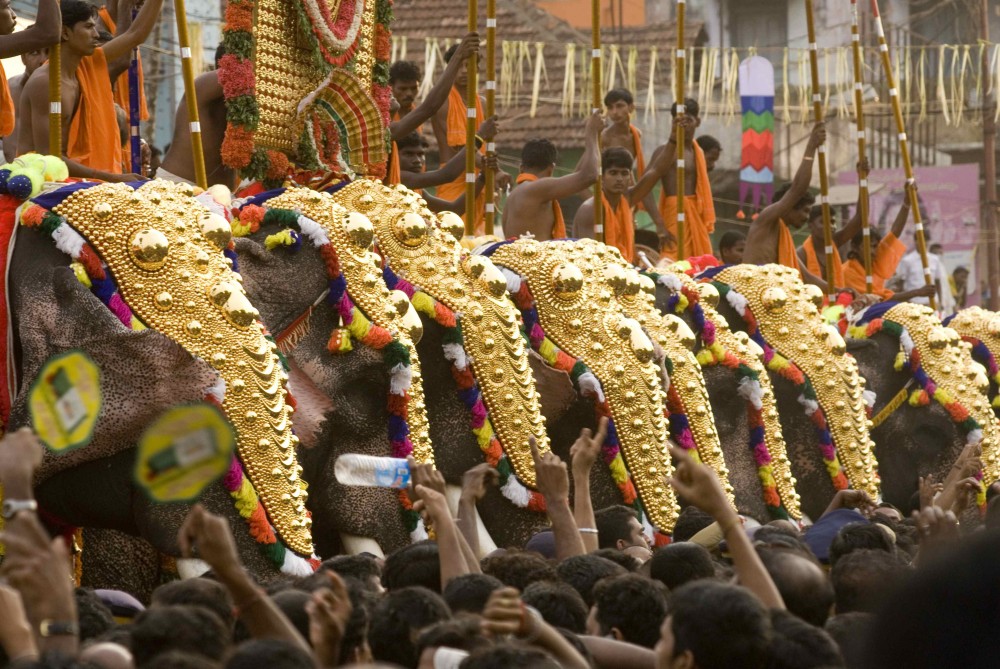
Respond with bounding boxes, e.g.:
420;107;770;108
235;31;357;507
714;264;879;500
332;179;549;487
490;239;678;531
265;188;433;464
658;264;801;519
55;182;313;556
884;304;1000;485
947;306;1000;388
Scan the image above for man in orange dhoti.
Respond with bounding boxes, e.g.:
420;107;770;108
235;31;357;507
798;160;871;286
19;0;162;180
649;100;716;259
97;2;150;173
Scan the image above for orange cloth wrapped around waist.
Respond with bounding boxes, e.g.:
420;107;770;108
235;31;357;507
386;141;401;186
67;48;123;174
842;232;906;299
99;8;149;123
516;173;566;239
0;62;14;136
603;194;635;262
802;236;844;287
776;219;800;272
439;87;485;231
658;142;716;259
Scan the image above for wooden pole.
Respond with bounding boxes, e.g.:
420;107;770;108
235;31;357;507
175;0;207;189
675;0;686;260
804;0;836;299
982;0;998;311
464;0;479;236
849;0;872;294
871;0;934;309
591;0;603;242
48;43;61;157
128;8;142;174
484;0;496;235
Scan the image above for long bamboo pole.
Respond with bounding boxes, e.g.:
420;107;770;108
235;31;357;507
464;0;479;236
871;0;934;309
48;44;61;156
591;0;603;242
484;0;496;235
128;8;142;174
175;0;207;189
849;0;872;294
674;0;685;260
804;0;836;299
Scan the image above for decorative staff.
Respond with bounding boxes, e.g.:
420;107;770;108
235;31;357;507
804;0;836;298
849;0;872;294
871;0;935;309
674;0;685;259
464;0;479;235
48;44;61;156
128;8;141;173
484;0;496;235
591;0;603;242
175;0;208;189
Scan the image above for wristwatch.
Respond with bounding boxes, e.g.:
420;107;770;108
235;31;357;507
1;499;37;520
39;620;79;637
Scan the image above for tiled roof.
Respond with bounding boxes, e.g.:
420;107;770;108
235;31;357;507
390;0;705;151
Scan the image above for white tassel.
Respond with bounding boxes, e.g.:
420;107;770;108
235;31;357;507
577;371;605;403
207;375;227;404
726;289;749;317
52;223;85;259
388;363;412;395
863;390;876;409
411;518;429;543
500;267;522;294
737;377;764;411
656;273;682;293
442;343;468;371
501;475;531;508
280;551;317;577
195;192;227;220
899;330;915;357
297;215;330;248
967;429;983;447
797;394;819;416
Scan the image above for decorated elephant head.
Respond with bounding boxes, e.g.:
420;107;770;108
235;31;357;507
945;306;1000;415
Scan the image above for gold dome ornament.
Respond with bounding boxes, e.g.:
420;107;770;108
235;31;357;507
393;212;429;247
345;212;375;249
129;228;170;271
200;212;233;250
438;211;465;242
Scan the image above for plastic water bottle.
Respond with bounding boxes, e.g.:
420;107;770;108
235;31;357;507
334;454;411;489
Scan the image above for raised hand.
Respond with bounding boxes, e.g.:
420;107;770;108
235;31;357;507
177;504;242;580
480;587;531;637
668;445;733;522
530;436;570;504
461;463;499;504
478;115;499;141
824;489;877;518
569;417;607;479
408;457;447;499
411;483;451;526
0;512;75;624
0;428;44;496
585;110;605;137
806;121;827;151
307;572;353;668
455;32;481;63
918;474;943;509
0;585;37;663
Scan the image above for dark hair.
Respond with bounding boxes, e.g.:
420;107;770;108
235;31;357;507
481;552;559;592
808;204;827;223
670;97;700;118
555;554;627;607
672;506;714;542
649;542;715;591
773;183;816;210
767;609;845;669
595;504;640;549
225;640;314;669
459;645;560;669
718;230;746;253
831;548;907;614
151;578;235;631
668;581;772;669
521;139;558;171
369;587;451;668
130;605;230;668
444;43;460;63
828;523;894;568
214;43;226;69
269;590;311;642
520;581;588;634
143;651;219;669
604;87;634;107
397;131;425;151
321;553;381;588
75;589;115;642
442;573;504;614
383;540;441;592
601;147;634;173
758;548;835;627
696;135;722;152
338;576;376;665
824;612;872;668
416;615;492;656
389;60;422;84
592;548;641;572
60;0;98;28
592;574;668;648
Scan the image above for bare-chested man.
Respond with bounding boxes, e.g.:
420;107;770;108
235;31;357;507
156;45;230;187
3;47;48;161
503;111;603;241
19;0;163;181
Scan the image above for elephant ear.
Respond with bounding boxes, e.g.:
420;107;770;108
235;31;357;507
528;349;578;425
285;359;333;449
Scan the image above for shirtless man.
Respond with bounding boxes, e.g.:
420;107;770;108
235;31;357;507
3;47;48;161
157;45;231;187
389;60;421;120
19;0;162;181
696;135;722;172
394;33;478;142
503;111;603;241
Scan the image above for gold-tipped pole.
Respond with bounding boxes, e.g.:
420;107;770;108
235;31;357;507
870;0;934;309
484;0;496;235
674;0;686;260
850;0;872;294
48;44;61;156
804;0;836;299
591;0;603;242
176;0;207;189
464;0;479;236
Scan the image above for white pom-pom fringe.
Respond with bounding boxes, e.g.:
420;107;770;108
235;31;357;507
500;267;522;294
863;390;876;408
411;518;429;542
797;394;819;416
195;192;227;220
967;429;984;446
577;371;605;403
656;273;682;293
737;377;764;411
726;289;749;316
389;363;412;395
501;475;531;507
280;550;317;576
207;375;227;403
899;330;915;356
52;223;86;259
297;215;330;247
442;343;468;371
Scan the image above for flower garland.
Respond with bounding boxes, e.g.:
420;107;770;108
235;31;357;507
234;202;426;540
294;0;367;68
709;279;851;491
646;270;790;519
20;196;318;576
380;264;547;512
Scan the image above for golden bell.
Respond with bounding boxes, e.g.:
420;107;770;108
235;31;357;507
200;212;233;250
345;212;375;249
761;286;788;310
394;212;428;247
697;282;720;308
129;228;170;271
222;290;259;328
551;262;584;300
438;210;465;241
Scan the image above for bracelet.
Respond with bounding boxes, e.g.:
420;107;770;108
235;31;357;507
38;620;79;637
802;155;814;162
475;135;485;149
578;527;599;535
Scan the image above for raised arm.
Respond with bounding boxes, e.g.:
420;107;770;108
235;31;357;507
402;116;497;189
531;436;586;560
391;32;479;140
569;419;607;553
753;122;825;233
890;182;914;239
522;111;603;202
833;157;871;246
101;0;164;64
0;0;60;59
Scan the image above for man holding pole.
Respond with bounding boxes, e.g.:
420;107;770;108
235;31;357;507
18;0;162;181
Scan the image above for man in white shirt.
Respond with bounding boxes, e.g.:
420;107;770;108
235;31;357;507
896;242;955;313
